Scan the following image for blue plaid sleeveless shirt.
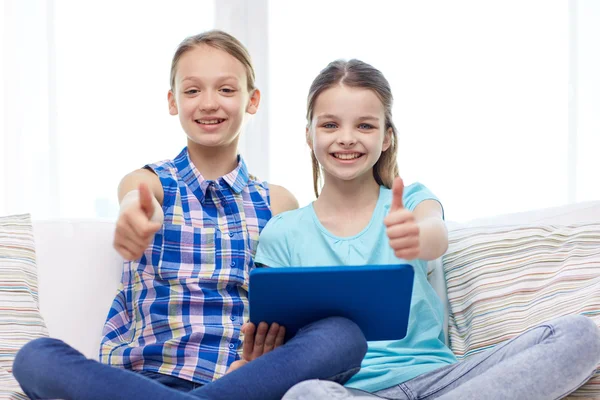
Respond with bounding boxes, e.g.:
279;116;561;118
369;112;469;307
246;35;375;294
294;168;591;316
100;147;272;384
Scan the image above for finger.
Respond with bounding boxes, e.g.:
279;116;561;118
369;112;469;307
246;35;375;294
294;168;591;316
242;322;256;361
225;359;248;375
394;248;420;260
117;238;146;260
388;236;420;252
115;244;136;261
263;323;280;353
251;322;269;359
384;209;415;227
138;182;155;220
127;212;160;241
114;229;146;258
274;326;285;348
386;223;420;240
122;218;152;249
390;176;404;212
114;239;144;260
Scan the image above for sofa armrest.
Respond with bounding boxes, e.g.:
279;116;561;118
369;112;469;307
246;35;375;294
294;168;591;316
427;257;449;345
33;219;123;360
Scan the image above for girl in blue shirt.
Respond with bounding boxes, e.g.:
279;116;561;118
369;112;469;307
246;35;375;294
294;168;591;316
255;59;600;400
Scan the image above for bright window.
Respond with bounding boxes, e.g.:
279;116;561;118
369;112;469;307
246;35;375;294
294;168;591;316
269;1;568;221
53;0;214;217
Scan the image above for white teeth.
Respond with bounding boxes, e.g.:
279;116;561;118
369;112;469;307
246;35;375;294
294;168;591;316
333;153;362;160
196;119;223;125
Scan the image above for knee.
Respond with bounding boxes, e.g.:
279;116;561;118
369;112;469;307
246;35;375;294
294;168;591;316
554;315;600;366
13;337;66;382
307;317;368;362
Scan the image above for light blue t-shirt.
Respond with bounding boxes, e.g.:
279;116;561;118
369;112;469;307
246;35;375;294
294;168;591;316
254;183;457;393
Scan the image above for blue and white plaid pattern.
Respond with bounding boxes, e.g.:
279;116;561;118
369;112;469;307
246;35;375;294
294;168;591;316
100;148;272;384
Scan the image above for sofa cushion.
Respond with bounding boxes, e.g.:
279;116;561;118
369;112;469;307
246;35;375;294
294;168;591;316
0;214;48;398
444;222;600;397
33;219;122;360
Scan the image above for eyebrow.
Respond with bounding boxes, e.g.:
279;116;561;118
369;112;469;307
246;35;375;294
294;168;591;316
180;75;240;83
316;114;380;121
316;114;339;120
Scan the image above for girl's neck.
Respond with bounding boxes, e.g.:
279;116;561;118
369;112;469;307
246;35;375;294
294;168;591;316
313;174;381;238
316;173;381;211
187;139;239;180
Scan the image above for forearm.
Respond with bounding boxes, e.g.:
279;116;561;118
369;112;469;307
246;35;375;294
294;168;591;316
417;218;449;261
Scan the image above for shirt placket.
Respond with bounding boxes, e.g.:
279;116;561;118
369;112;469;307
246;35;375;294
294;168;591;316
211;181;245;359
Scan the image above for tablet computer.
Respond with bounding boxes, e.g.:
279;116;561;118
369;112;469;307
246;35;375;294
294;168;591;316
249;264;414;342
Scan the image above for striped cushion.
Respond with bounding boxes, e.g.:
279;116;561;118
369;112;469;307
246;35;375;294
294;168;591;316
0;214;48;398
443;223;600;398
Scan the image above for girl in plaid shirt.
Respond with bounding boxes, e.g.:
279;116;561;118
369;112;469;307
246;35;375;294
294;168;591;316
13;30;367;400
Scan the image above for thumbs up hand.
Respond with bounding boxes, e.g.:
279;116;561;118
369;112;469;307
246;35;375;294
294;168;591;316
114;183;163;261
384;177;420;260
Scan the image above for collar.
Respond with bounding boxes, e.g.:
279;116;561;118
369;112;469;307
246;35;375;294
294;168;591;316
174;147;249;202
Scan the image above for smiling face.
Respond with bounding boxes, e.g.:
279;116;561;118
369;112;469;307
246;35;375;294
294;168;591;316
308;84;391;184
168;44;259;148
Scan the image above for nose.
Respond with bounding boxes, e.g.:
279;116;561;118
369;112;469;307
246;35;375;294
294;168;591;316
200;91;218;112
337;128;357;147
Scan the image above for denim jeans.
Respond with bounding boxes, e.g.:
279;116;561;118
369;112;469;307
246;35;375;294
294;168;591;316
283;315;600;400
13;316;367;400
136;370;203;391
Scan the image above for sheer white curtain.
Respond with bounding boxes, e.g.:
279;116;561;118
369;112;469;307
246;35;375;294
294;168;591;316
574;0;600;203
2;0;214;219
2;1;598;222
2;0;55;218
269;0;575;222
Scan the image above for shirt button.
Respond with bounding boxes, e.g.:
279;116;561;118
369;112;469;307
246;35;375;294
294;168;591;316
230;315;236;321
229;232;234;237
229;343;235;349
230;261;236;267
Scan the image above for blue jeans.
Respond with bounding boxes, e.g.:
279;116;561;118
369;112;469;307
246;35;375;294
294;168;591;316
283;315;600;400
136;371;203;391
13;316;367;400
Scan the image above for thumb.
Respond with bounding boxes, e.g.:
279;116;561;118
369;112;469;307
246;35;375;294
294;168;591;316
391;177;404;211
138;183;155;220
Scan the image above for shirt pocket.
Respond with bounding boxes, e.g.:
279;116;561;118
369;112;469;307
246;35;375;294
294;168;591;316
157;223;217;281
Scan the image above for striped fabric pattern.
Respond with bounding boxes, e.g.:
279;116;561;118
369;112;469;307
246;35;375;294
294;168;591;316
0;214;48;399
444;223;600;398
100;148;272;385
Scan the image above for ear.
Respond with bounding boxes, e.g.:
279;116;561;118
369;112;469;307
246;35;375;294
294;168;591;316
246;88;261;115
168;90;178;116
382;127;393;152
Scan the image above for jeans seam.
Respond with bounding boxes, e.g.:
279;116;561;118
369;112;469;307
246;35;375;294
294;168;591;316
399;383;416;400
326;366;362;384
418;324;556;399
554;369;597;400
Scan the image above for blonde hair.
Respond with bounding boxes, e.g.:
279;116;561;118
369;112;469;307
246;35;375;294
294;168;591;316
169;30;255;92
306;59;399;198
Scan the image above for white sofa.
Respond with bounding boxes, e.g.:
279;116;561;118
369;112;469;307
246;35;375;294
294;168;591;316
32;200;600;361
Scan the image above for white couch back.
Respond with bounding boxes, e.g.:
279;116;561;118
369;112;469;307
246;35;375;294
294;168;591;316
33;220;122;360
32;200;600;360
